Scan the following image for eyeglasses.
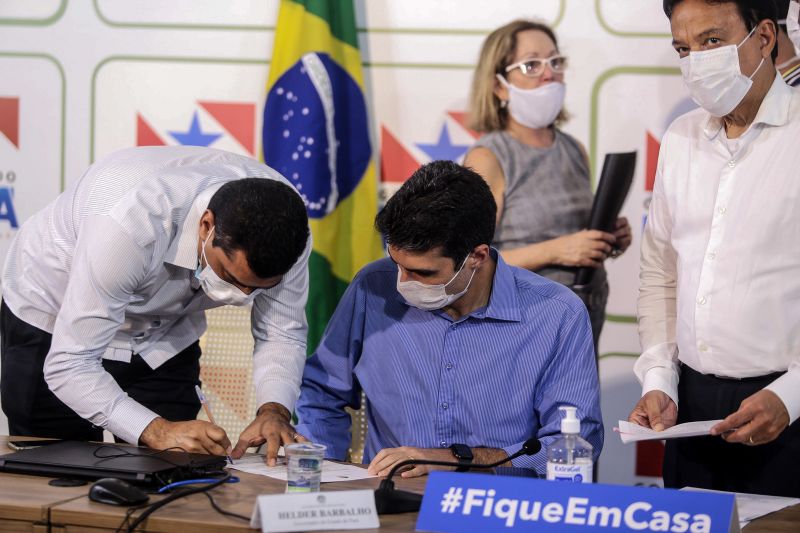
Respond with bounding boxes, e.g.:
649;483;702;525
504;55;567;77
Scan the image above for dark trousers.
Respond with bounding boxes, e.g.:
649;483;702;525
664;364;800;497
0;300;202;441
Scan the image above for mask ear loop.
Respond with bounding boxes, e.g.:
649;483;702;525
200;226;215;269
737;24;766;80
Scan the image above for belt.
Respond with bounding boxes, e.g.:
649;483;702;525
681;363;785;383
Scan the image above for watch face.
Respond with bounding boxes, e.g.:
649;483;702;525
450;444;473;462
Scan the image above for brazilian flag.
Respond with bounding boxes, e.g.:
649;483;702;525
263;0;383;354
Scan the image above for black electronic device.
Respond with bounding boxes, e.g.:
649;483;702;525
449;443;474;472
573;151;637;290
374;438;542;515
0;440;226;486
7;439;63;451
89;477;150;506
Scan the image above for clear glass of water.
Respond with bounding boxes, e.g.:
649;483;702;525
285;443;326;493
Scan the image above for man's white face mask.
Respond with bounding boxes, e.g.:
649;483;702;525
778;1;800;69
679;25;765;117
195;226;258;306
396;254;476;311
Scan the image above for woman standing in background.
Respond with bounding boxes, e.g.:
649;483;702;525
464;19;632;347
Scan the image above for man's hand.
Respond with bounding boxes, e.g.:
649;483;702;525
231;402;307;465
367;447;454;478
140;417;231;456
628;390;678;431
711;389;790;446
366;447;509;479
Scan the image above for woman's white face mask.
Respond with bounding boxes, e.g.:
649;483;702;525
679;25;764;117
495;75;566;129
396;254;476;311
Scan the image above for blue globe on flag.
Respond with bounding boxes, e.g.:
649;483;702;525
263;52;371;219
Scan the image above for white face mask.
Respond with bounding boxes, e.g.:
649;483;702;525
195;227;258;306
780;1;800;67
679;25;764;117
396;254;476;311
496;75;566;129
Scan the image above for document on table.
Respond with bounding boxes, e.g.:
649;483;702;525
683;487;800;529
615;419;723;444
228;454;377;482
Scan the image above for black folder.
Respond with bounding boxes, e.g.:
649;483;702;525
573;151;637;289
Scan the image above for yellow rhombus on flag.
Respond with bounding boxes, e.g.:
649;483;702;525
262;0;383;354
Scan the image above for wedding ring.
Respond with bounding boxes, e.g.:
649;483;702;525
748;435;755;445
292;432;299;441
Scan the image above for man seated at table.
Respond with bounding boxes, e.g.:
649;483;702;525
295;160;602;477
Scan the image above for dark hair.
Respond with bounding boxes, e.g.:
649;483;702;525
208;178;309;278
375;160;497;267
663;0;779;61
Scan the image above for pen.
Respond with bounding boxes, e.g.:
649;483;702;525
195;385;233;464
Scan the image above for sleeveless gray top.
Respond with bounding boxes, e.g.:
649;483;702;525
472;129;607;290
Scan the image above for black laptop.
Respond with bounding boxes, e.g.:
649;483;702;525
0;440;227;485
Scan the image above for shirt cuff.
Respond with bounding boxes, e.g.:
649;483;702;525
104;396;160;445
765;367;800;425
256;380;300;415
641;366;680;407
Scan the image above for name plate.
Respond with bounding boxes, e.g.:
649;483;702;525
417;473;739;533
250;489;379;532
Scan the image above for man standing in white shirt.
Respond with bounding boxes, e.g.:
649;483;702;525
1;146;311;464
629;0;800;496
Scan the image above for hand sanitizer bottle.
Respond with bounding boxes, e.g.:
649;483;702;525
546;406;593;483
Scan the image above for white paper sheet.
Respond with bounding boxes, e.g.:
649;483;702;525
683;487;800;529
615;419;723;444
228;454;377;482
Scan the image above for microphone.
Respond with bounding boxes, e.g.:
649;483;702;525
374;438;541;515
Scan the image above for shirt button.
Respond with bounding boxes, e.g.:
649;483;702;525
440;441;447;448
718;206;727;215
728;160;735;168
699;343;709;352
445;362;453;370
707;251;716;260
441;402;449;410
697;296;707;305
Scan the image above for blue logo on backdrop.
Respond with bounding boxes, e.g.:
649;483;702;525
417;472;737;532
0;187;18;228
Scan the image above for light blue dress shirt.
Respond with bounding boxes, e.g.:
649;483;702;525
296;252;602;472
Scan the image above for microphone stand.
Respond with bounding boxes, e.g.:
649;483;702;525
374;438;541;515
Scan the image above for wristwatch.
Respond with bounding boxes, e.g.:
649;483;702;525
449;443;474;472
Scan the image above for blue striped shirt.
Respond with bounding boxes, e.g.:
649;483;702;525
295;252;602;472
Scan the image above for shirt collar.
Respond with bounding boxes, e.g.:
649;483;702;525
702;71;792;140
163;184;223;270
471;249;522;323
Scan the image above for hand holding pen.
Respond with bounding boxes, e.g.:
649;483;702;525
195;385;234;463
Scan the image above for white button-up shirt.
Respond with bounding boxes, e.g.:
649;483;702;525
2;146;311;444
636;73;800;424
